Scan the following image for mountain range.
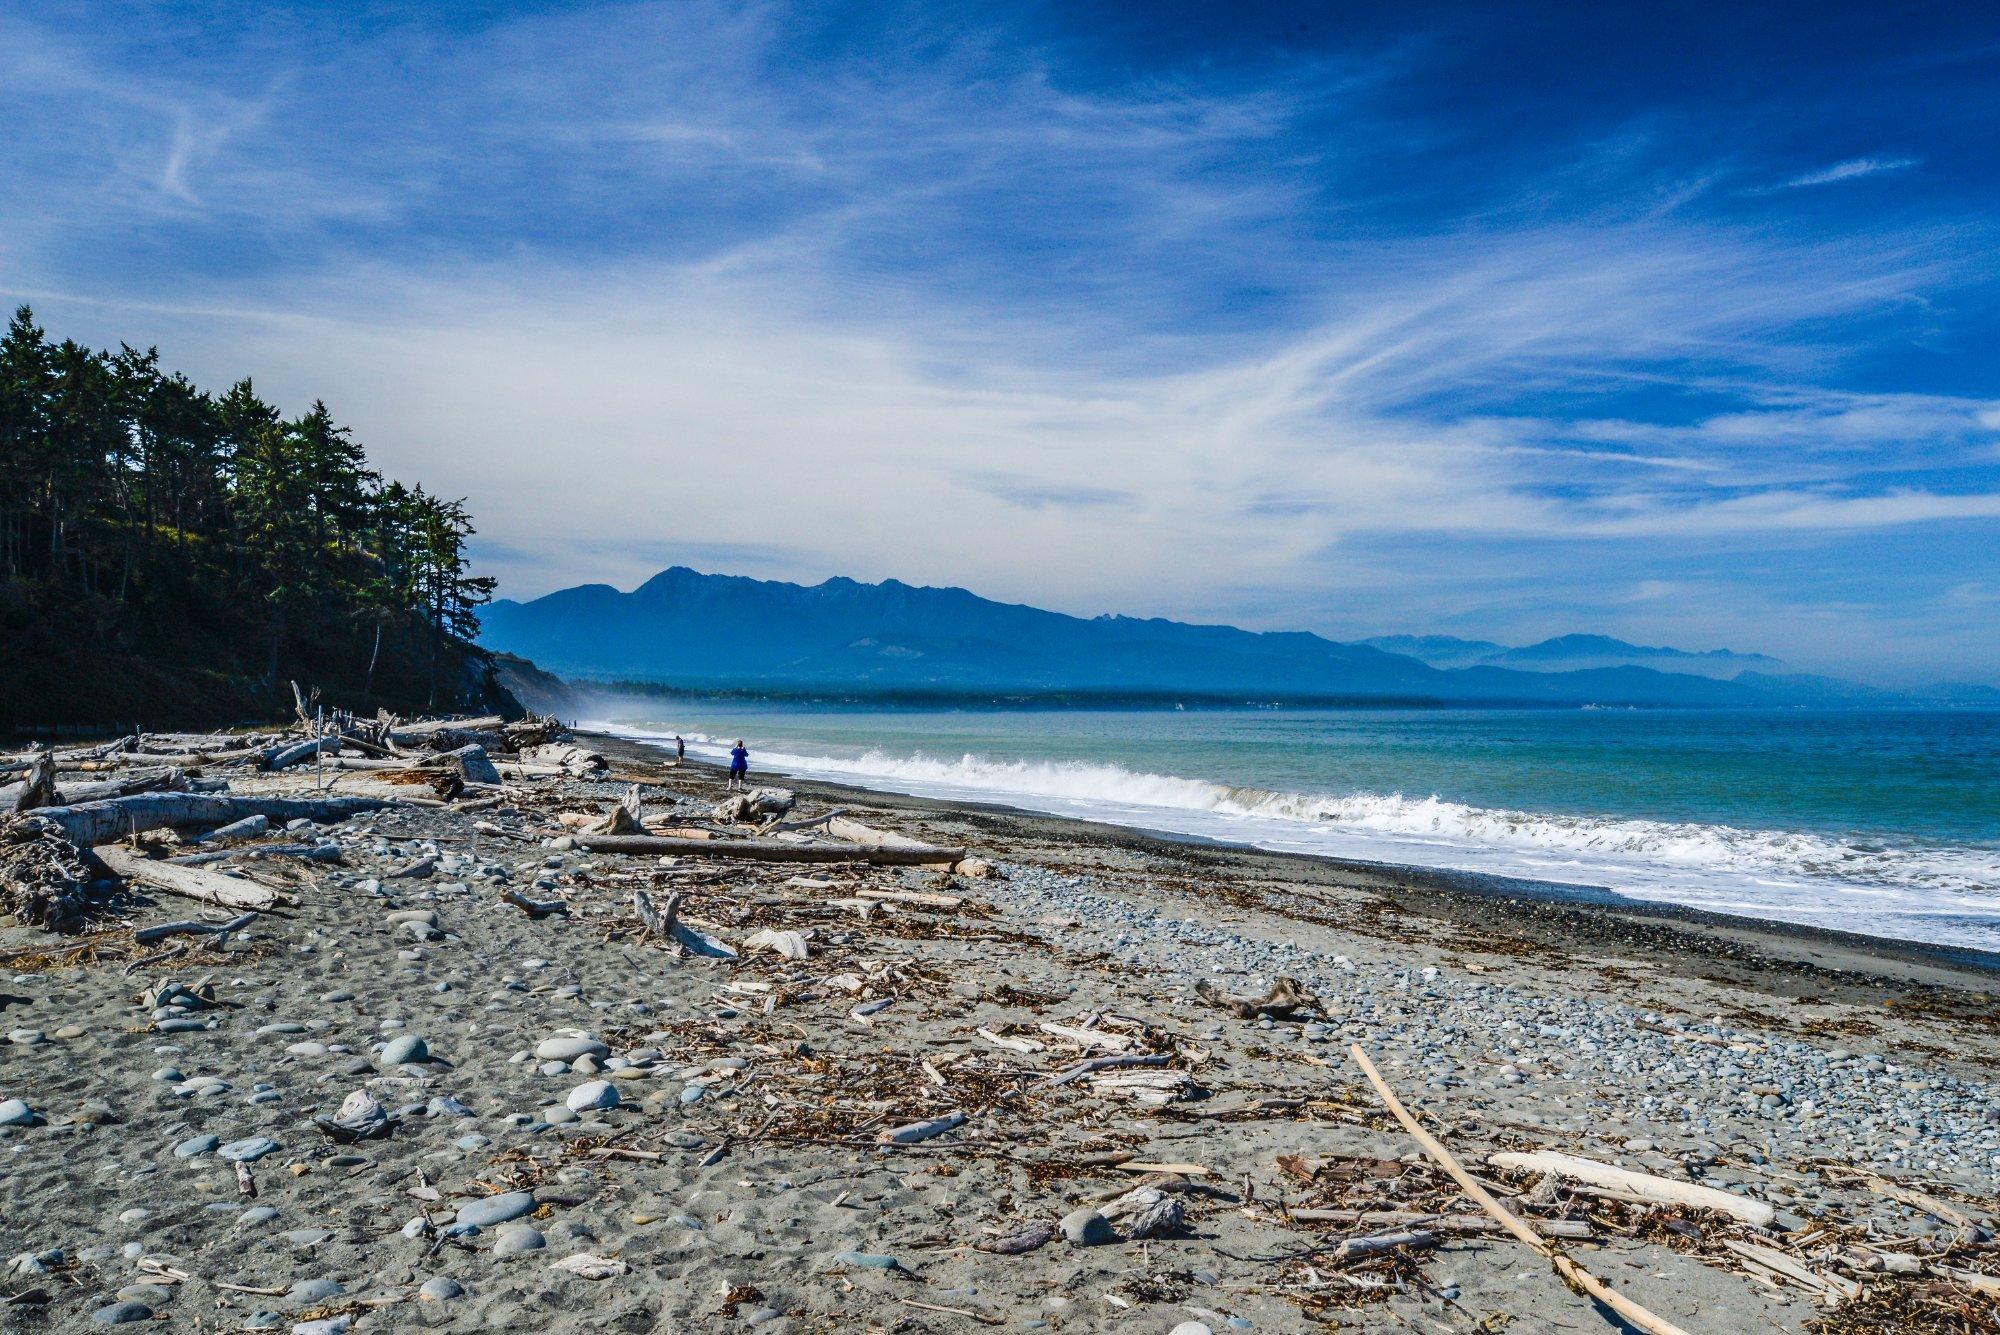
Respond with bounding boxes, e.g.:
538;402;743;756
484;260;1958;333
478;567;1924;707
1359;633;1781;678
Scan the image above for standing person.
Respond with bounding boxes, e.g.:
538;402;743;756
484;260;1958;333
674;734;685;762
728;739;749;791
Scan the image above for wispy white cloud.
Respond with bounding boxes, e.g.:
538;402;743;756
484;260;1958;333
0;0;1994;681
1775;156;1920;189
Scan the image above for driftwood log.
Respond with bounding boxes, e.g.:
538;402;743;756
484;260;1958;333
1487;1150;1776;1228
95;846;286;912
13;793;394;849
577;834;963;865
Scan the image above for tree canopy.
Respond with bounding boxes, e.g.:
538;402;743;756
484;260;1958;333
0;306;508;729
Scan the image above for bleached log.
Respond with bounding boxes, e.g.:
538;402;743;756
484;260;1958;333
1331;1229;1439;1261
264;737;341;771
578;834;964;865
387;715;504;742
14;793;393;849
1488;1151;1776;1228
96;846;283;911
13;751;58;812
827;816;935;850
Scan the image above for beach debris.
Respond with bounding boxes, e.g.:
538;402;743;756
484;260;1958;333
744;927;811;960
1347;1044;1694;1335
501;887;569;918
1099;1185;1184;1240
712;787;795;824
594;785;648;835
581;832;964;864
1195;974;1320;1020
876;1110;965;1146
549;1253;628;1279
315;1090;393;1143
1487;1149;1777;1228
976;1220;1056;1254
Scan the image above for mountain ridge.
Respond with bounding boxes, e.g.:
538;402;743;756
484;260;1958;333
479;567;1894;707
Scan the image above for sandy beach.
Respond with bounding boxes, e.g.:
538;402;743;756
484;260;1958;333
1;720;1995;1333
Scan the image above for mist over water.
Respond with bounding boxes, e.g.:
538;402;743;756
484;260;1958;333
586;701;2000;952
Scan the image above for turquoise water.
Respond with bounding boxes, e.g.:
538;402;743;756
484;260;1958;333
589;702;2000;951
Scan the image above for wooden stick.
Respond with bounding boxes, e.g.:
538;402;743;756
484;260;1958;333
1347;1045;1692;1335
1040;1053;1170;1088
133;911;260;944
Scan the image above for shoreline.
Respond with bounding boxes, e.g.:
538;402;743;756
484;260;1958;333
587;729;2000;1000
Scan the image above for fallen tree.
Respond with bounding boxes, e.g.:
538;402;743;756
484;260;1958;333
576;833;964;865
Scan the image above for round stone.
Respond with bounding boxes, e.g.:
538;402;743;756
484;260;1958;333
535;1036;609;1063
419;1276;463;1302
380;1035;429;1065
218;1136;280;1162
492;1223;545;1256
565;1081;618;1113
455;1190;536;1229
92;1301;153;1325
286;1278;343;1303
173;1133;220;1158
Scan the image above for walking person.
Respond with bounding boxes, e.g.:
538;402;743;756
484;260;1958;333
727;739;749;791
674;734;685;763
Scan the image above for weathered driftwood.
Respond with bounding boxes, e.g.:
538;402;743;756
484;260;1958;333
96;846;284;911
0;824;97;931
1041;1053;1171;1088
387;715;504;743
974;1221;1055;1255
712;787;795;824
263;736;342;771
578;834;964;865
1349;1045;1692;1335
1331;1229;1440;1260
1195;975;1320;1020
877;1110;965;1146
501;888;568;919
595;786;647;835
14;792;393;849
826;816;934;850
1487;1150;1776;1228
14;751;58;812
132;910;260;945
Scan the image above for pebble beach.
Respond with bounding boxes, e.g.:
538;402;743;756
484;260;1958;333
1;721;1996;1333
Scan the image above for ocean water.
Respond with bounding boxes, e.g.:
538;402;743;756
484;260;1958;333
585;702;2000;952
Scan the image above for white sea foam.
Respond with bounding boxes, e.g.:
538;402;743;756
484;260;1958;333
595;721;2000;950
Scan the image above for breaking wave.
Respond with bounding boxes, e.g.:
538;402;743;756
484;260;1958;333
597;722;2000;947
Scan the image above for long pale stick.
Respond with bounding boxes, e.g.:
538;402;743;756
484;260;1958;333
1347;1044;1694;1335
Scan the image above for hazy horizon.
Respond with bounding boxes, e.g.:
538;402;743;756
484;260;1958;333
6;1;1998;685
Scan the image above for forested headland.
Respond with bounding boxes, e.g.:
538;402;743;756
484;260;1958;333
0;306;518;732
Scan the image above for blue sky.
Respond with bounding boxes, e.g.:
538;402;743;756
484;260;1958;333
4;1;1999;683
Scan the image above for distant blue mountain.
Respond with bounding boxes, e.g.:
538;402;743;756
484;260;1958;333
481;567;1891;707
1363;631;1780;678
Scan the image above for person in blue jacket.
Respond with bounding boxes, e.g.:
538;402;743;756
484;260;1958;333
727;740;749;791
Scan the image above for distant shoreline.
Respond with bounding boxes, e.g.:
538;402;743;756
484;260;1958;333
557;680;1992;713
